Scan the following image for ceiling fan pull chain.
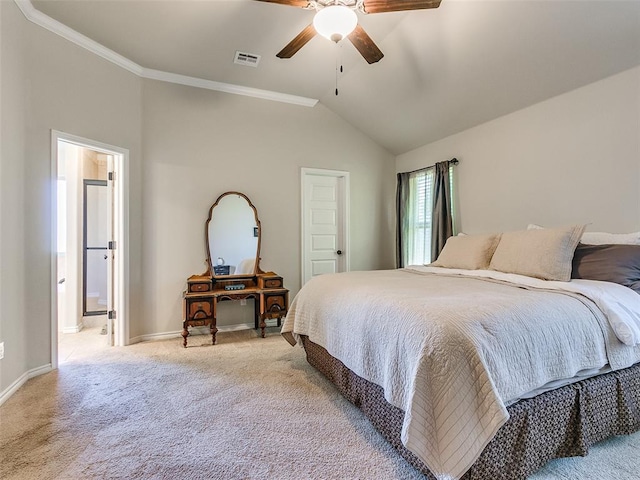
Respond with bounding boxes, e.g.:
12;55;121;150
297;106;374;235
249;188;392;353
335;42;344;96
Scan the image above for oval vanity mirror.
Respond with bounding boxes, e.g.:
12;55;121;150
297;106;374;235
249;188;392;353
205;192;261;278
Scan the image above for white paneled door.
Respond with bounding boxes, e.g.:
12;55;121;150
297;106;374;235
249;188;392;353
301;169;349;285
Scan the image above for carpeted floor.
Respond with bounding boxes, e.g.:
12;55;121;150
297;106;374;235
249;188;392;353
1;328;639;480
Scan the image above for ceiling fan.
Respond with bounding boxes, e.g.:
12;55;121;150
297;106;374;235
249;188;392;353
255;0;442;64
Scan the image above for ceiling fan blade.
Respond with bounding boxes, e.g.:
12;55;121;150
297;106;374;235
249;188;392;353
362;0;441;14
276;24;317;58
254;0;311;7
347;25;384;64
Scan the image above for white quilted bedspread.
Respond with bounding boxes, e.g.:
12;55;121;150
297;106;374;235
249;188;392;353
281;267;640;480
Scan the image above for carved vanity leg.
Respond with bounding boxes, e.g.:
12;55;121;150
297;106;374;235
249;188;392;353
182;323;189;348
260;315;267;338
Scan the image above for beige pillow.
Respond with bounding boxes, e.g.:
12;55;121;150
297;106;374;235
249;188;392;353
431;233;502;270
490;224;585;281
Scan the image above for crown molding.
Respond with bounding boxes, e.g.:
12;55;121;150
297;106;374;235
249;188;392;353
142;69;318;107
13;0;319;108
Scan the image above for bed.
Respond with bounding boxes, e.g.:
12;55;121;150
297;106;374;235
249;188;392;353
281;225;640;480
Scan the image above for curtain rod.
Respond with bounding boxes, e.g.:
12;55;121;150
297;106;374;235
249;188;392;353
401;158;458;175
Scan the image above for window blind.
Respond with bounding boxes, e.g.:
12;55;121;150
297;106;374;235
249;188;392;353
407;169;435;265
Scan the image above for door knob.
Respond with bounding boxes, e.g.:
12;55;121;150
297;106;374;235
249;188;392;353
336;250;343;255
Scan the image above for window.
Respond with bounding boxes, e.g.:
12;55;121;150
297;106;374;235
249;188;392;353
406;169;435;265
399;164;455;266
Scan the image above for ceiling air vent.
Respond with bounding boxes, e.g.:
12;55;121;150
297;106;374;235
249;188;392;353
234;51;261;68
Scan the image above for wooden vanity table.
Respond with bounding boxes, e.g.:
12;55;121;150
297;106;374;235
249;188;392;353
181;192;289;347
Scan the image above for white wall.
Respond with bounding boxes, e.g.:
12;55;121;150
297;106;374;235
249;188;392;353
1;0;28;396
139;79;395;337
397;66;640;235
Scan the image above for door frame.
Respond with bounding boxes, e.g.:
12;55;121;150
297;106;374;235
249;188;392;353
300;168;350;286
50;130;130;368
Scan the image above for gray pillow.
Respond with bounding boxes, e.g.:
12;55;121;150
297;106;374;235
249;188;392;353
572;244;640;294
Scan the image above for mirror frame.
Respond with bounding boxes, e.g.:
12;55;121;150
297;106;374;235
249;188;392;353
204;191;262;279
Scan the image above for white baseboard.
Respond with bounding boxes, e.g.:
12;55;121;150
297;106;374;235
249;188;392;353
128;331;180;344
218;322;258;333
61;322;84;334
128;322;274;344
0;364;53;407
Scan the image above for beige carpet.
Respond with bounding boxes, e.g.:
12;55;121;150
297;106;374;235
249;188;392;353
1;328;639;480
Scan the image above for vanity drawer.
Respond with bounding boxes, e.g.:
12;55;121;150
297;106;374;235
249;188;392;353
187;275;212;293
185;296;214;321
189;282;212;293
259;276;283;289
262;291;288;317
187;318;209;328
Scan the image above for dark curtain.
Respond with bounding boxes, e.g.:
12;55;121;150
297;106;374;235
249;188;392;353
431;160;453;261
395;172;411;268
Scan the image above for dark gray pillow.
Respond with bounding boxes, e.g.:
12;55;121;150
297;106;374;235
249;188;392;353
572;244;640;294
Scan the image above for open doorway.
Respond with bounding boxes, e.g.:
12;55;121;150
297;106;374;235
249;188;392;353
51;131;129;368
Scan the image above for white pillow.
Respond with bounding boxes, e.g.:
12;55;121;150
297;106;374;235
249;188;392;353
581;231;640;245
526;224;544;230
491;224;585;281
431;233;501;270
528;224;640;245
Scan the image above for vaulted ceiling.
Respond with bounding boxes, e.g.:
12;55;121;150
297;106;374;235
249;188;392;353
30;0;640;155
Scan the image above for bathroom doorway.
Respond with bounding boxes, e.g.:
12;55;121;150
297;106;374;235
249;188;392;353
51;131;129;367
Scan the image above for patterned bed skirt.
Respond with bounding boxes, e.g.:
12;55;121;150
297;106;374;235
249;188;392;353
301;335;640;480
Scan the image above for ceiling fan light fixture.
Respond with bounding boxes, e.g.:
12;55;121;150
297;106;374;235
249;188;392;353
313;6;358;43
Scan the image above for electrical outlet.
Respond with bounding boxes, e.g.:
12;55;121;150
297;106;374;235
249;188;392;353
0;342;4;360
240;299;247;306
